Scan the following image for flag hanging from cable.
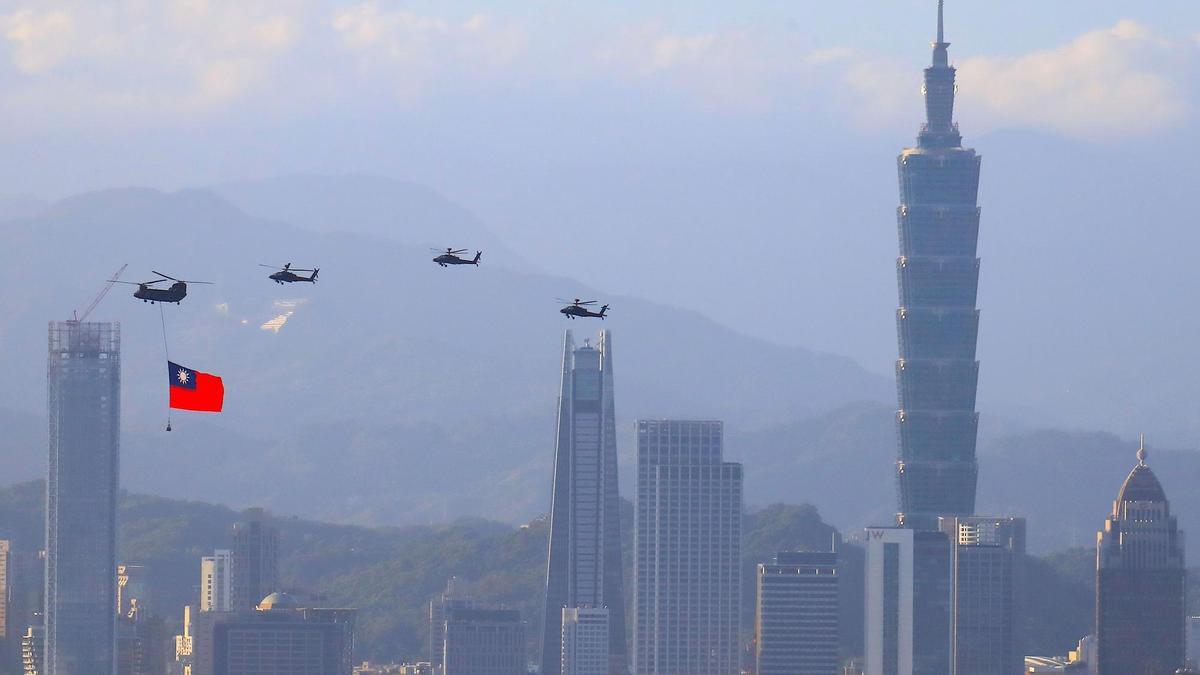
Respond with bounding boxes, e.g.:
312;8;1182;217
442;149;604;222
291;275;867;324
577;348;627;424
168;361;224;412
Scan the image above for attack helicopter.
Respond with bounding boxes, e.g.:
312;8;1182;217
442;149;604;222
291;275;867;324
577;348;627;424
259;263;319;284
113;271;212;304
558;298;609;320
432;248;482;267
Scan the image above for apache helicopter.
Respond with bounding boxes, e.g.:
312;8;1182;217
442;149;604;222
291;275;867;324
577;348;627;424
558;298;609;320
259;263;319;284
431;248;482;267
114;271;212;304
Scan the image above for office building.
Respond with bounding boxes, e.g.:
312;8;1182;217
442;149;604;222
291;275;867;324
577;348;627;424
117;614;167;675
864;527;952;675
562;607;609;675
200;552;233;613
191;593;355;675
442;607;524;675
893;0;983;532
634;419;742;675
941;517;1025;675
428;578;471;673
756;551;839;675
46;320;121;675
540;331;626;675
231;509;279;611
1096;439;1185;675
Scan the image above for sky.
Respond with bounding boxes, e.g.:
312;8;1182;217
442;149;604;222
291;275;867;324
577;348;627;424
0;0;1197;193
3;0;1200;440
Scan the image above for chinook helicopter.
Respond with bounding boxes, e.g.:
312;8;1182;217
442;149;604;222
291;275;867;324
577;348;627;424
114;271;212;304
259;263;319;284
432;248;482;267
558;298;609;319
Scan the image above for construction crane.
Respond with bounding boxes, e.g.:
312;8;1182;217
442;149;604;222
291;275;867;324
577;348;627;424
70;263;128;323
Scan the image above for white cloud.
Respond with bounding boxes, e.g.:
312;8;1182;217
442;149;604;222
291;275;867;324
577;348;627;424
331;3;526;101
0;1;302;120
595;24;843;113
955;20;1193;139
1;9;76;73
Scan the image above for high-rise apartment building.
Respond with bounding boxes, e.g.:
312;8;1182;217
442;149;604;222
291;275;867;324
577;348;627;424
561;607;609;675
231;510;279;611
941;517;1025;675
634;419;742;675
1096;440;1185;675
864;527;952;675
894;0;983;532
442;608;524;675
200;552;233;613
540;331;626;675
46;320;121;675
191;593;355;675
755;551;839;675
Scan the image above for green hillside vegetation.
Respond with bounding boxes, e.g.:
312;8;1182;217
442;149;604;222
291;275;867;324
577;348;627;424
0;481;1187;663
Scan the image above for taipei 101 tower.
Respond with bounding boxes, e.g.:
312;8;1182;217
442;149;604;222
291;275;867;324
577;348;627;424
894;0;982;531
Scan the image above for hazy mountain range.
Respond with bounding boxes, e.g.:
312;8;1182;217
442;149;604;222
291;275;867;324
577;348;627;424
0;175;1192;556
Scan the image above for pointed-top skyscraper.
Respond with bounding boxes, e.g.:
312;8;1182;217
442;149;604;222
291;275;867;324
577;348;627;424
895;0;982;531
540;330;626;675
1096;436;1186;674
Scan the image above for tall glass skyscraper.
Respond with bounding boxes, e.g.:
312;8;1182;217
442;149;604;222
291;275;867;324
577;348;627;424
540;331;626;675
895;0;982;531
46;320;121;675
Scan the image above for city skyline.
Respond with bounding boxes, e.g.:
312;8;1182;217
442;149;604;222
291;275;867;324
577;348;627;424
0;1;1195;673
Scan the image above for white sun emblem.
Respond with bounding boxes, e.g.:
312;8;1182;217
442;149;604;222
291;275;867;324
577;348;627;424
176;369;190;385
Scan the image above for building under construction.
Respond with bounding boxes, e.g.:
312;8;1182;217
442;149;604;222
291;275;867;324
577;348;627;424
46;320;121;675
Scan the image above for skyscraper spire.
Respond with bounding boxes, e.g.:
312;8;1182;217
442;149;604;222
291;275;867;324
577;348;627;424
937;0;945;45
920;0;958;147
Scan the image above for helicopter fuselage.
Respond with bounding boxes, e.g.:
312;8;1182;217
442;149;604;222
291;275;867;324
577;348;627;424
561;305;608;319
269;270;316;284
434;251;481;267
134;282;188;304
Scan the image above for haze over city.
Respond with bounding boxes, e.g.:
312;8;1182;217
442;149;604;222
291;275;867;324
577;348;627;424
0;1;1197;674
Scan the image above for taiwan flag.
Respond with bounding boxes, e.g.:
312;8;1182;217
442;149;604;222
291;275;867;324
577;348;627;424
168;361;224;412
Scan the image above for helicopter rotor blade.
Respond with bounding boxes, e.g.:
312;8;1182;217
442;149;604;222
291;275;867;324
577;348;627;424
151;270;180;282
180;280;214;285
258;264;283;270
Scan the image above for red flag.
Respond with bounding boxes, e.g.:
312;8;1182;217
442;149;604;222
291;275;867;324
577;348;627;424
168;361;224;412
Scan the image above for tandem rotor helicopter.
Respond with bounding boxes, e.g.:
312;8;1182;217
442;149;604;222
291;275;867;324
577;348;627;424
114;271;212;304
558;298;609;320
259;263;319;284
432;248;482;267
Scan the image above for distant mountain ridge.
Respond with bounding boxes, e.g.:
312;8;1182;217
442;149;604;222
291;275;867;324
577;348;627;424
0;181;889;525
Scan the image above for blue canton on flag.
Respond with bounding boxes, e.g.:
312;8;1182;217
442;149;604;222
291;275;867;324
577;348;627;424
168;361;197;390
